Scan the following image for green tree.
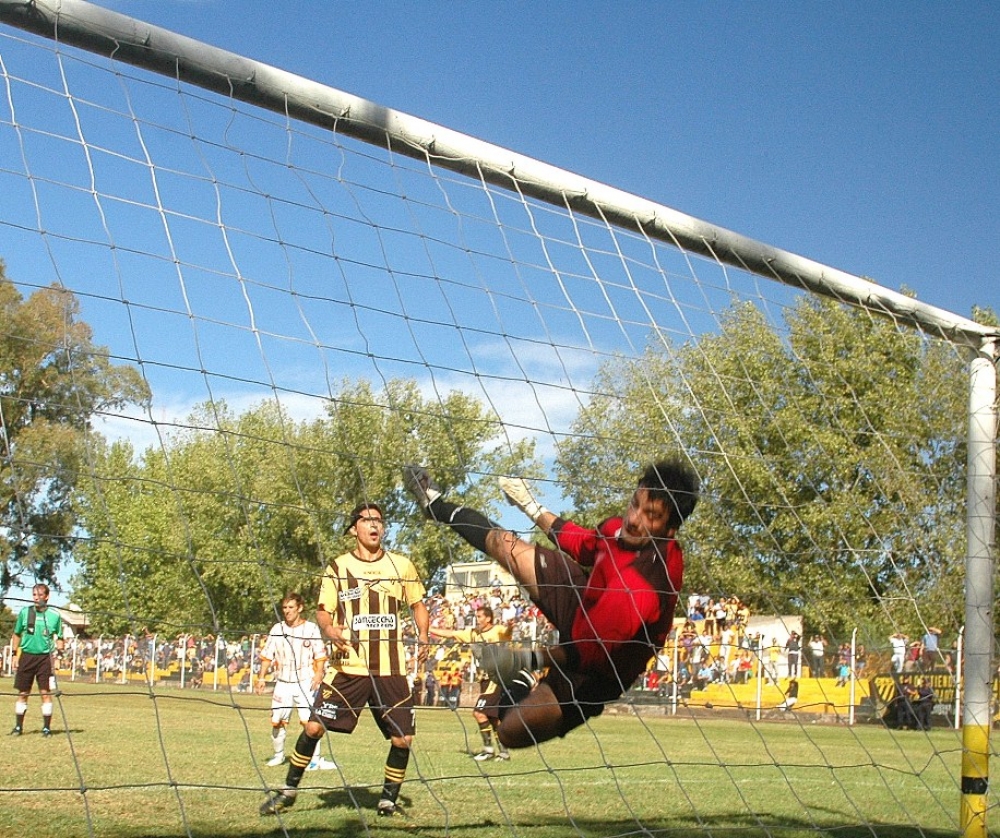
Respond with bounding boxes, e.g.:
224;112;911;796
555;296;969;641
0;265;149;595
0;602;15;640
73;379;538;634
72;439;202;636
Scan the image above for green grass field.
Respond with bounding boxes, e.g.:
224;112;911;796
0;680;973;838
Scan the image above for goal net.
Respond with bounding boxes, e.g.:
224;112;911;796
0;2;996;837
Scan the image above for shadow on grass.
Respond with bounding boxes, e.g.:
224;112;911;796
122;806;964;838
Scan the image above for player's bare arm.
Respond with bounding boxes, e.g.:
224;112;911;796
316;606;351;652
255;657;272;694
412;600;430;666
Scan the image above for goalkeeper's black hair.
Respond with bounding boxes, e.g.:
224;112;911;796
637;459;699;529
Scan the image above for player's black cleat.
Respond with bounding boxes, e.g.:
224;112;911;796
41;727;52;737
9;725;22;737
260;789;297;815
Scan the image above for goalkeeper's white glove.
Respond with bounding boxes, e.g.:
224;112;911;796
498;476;548;524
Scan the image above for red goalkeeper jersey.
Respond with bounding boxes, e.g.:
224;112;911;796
554;517;683;690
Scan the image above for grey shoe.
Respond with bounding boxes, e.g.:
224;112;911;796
260;789;297;815
376;799;400;817
402;465;442;509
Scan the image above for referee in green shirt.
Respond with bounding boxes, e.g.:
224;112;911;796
10;584;64;737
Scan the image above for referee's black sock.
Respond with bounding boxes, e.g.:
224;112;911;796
427;500;497;555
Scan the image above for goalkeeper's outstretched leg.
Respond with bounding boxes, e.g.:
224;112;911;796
403;464;544;600
403;459;699;749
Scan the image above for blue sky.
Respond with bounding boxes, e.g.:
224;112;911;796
2;1;995;432
0;1;996;605
105;0;997;320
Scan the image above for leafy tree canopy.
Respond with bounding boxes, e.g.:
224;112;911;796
72;379;538;635
555;295;973;643
0;263;149;596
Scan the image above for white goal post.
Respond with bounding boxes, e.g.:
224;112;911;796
1;1;997;836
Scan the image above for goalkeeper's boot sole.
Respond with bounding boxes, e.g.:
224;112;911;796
402;465;442;511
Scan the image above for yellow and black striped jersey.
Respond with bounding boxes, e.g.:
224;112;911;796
319;550;425;678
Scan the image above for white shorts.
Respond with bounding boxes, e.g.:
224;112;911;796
270;679;316;726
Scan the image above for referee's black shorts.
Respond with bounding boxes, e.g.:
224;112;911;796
14;652;55;693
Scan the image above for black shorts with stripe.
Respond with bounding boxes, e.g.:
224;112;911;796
313;672;415;739
474;681;502;719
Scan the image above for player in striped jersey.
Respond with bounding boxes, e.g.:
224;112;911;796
431;605;513;761
261;501;429;819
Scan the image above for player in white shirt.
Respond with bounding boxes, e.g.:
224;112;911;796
256;593;336;770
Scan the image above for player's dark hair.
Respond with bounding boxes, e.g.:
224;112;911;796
478;605;494;620
282;592;305;608
637;459;699;529
344;502;384;534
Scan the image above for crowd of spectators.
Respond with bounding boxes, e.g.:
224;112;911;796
4;586;954;706
4;587;557;698
408;589;558;707
14;632;259;689
636;593;953;697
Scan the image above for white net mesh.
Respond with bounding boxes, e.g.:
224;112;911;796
0;14;987;837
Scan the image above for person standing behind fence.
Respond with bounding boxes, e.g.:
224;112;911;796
808;635;826;678
889;632;908;674
9;584;64;737
921;627;942;671
784;632;801;678
255;592;335;771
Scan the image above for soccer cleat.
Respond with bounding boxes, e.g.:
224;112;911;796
259;789;297;815
472;748;494;761
305;760;319;771
313;756;338;770
402;464;442;510
376;799;399;817
494;751;511;761
477;644;536;691
9;726;22;737
265;754;286;767
41;728;52;738
512;668;538;692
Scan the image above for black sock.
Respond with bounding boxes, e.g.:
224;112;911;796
428;500;497;554
285;730;322;789
381;744;410;803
